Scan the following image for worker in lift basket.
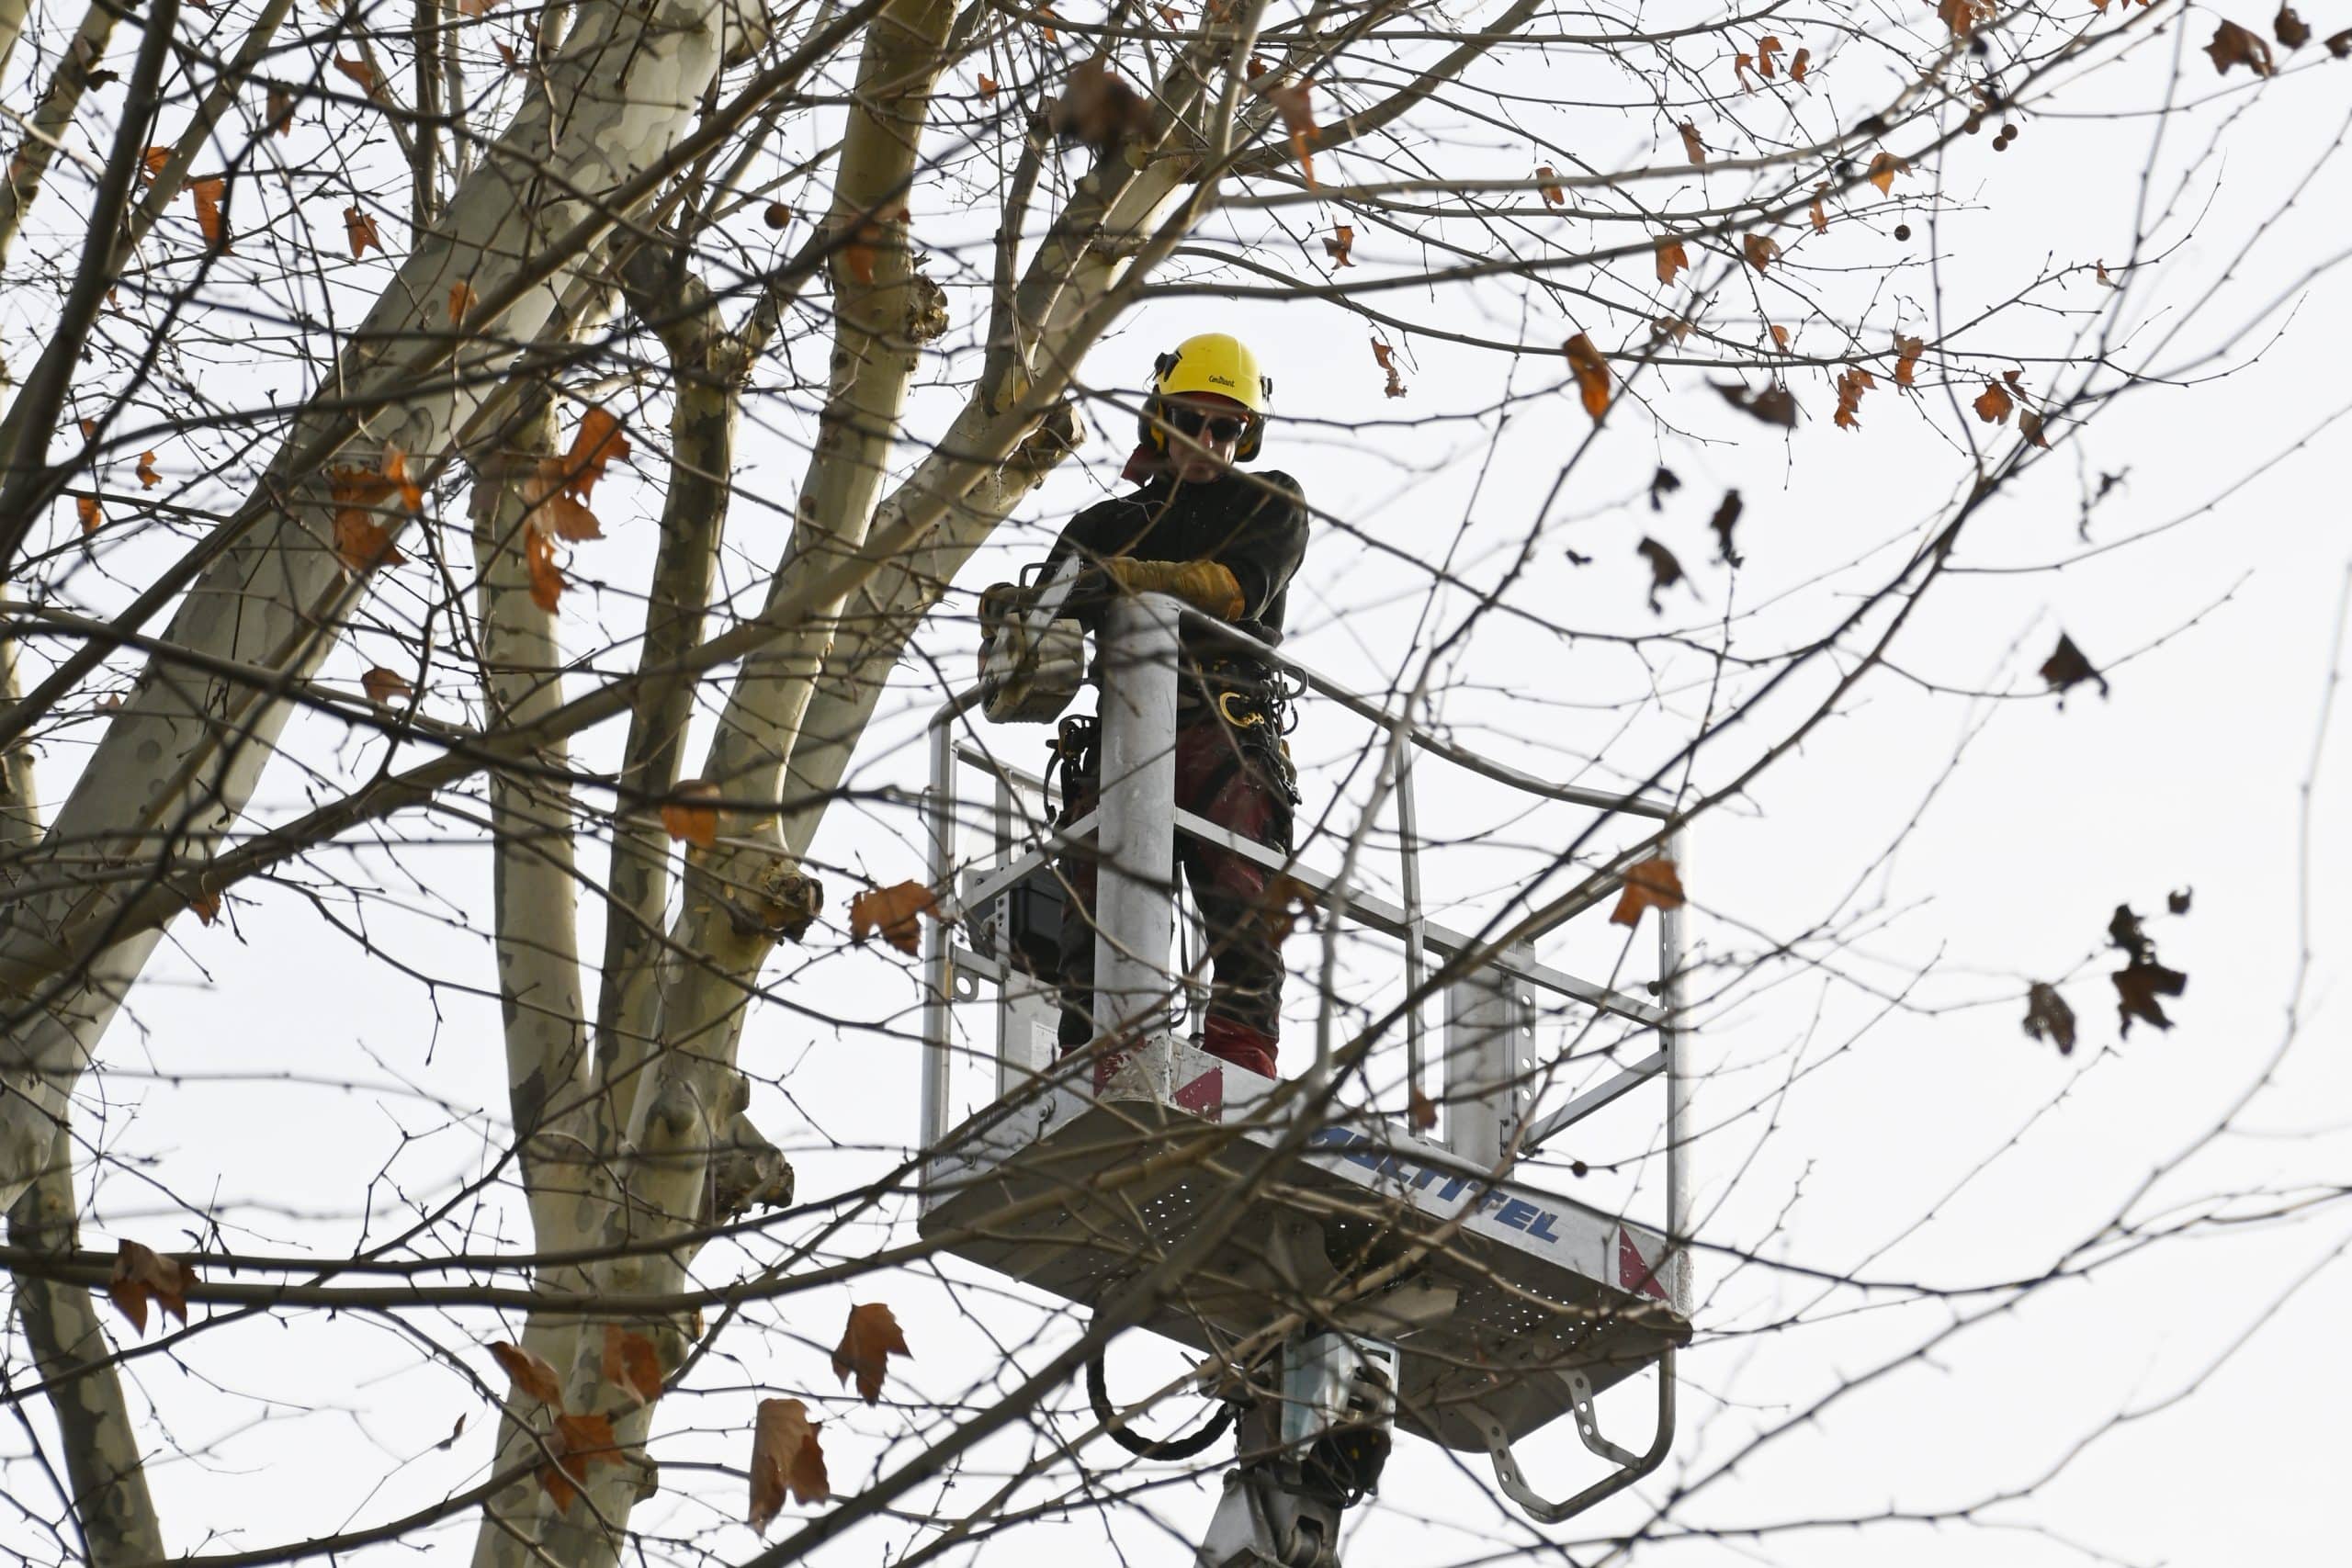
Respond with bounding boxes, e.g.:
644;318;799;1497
1035;332;1311;1079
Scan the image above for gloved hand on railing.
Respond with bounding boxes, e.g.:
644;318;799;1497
1069;558;1245;621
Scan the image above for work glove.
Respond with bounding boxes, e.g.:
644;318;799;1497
1081;558;1246;620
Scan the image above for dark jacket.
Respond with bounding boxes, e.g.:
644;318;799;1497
1039;470;1310;671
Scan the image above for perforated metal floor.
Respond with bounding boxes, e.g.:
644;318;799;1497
920;1044;1689;1450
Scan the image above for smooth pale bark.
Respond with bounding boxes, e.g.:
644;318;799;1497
473;258;752;1568
0;0;173;1527
776;124;1208;856
0;0;28;84
0;1;118;266
4;598;164;1561
530;41;1229;1568
527;4;965;1559
0;0;746;1213
6;1128;166;1565
592;256;748;1142
466;403;611;1562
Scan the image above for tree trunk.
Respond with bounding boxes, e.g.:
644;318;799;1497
0;0;747;1213
6;1127;166;1564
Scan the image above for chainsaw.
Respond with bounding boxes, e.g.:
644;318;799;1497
977;555;1089;723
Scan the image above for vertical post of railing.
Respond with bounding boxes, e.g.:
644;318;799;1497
1093;594;1182;1051
1395;734;1427;1119
920;707;963;1157
1659;823;1690;1305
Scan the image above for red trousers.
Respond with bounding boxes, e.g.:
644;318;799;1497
1055;710;1293;1077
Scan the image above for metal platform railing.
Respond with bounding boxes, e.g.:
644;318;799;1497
912;592;1695;1520
919;593;1689;1293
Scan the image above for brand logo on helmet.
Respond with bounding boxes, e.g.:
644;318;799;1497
1206;374;1235;386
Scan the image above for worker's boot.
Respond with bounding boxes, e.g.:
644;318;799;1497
1202;1015;1278;1079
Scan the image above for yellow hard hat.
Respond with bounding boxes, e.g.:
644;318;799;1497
1140;333;1272;461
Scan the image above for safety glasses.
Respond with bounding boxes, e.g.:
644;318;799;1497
1166;406;1251;445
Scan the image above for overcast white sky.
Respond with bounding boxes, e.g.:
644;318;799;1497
6;4;2348;1565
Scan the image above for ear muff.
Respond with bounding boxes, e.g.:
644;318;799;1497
1136;348;1272;461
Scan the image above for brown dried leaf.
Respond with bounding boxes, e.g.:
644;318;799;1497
1608;857;1685;928
1867;151;1907;196
2328;28;2352;59
1562;333;1611;422
1709;490;1744;566
1833;367;1875;430
831;1303;912;1404
1972;380;2014;424
1654;235;1689;286
1809;196;1828;233
189;887;220;925
1756;35;1783;77
2039;632;2109;701
1634;537;1682;613
1535;166;1564;207
2023;982;2076;1055
333;511;404;573
344;203;381;258
107;1240;193;1335
1677;120;1707;164
2019;408;2049;448
561;408;629;503
360;666;411;707
1370;338;1407;400
1937;0;1995;37
602;1324;664;1407
978;73;999;97
332;52;380;96
524;523;561;611
328;452;421;573
1263;79;1318;189
381;445;424;512
2276;6;2310;49
1741;232;1779;273
1408;1086;1437;1133
1733;52;1754;92
662;779;721;849
1322;225;1353;266
266;85;296;136
2205;18;2275;75
140;146;170;184
75;494;101;535
849;879;938;954
1049;58;1154;149
490;1339;565;1408
749;1398;829;1532
190;176;229;251
1648;466;1681;511
1894;334;1925;387
1791;46;1811;82
136;452;160;488
448;282;476;324
540;1411;623;1512
1713;380;1798;427
2114;958;2187;1037
1770;323;1791;351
